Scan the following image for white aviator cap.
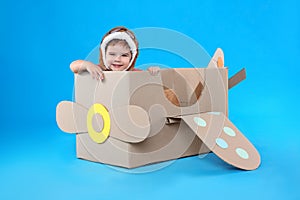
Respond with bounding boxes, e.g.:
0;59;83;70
100;31;137;70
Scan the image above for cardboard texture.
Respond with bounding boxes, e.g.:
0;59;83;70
56;48;261;170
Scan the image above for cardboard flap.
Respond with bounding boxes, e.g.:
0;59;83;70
173;68;205;105
56;101;148;143
228;68;246;89
179;112;260;170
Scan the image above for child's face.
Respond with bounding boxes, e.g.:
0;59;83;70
106;43;132;71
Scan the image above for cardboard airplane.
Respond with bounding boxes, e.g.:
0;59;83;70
56;48;261;170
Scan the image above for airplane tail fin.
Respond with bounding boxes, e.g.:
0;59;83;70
207;48;224;68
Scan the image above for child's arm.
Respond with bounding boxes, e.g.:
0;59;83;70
70;60;104;80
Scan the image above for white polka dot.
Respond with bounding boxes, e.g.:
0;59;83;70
223;126;236;137
216;138;228;149
236;148;249;159
208;112;220;115
193;117;207;127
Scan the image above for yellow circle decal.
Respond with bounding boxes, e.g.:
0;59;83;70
87;104;110;143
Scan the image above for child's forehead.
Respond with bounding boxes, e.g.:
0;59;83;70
107;43;131;51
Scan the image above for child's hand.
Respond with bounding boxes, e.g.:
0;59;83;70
70;60;104;80
147;66;160;76
86;63;104;80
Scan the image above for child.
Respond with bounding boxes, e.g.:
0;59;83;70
70;26;179;106
70;26;159;80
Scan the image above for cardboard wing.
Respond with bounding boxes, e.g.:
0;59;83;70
169;112;260;170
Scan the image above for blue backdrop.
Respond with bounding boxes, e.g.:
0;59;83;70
1;0;299;199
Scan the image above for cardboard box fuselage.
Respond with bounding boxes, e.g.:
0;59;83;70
75;68;228;168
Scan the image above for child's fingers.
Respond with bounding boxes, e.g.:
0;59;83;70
152;68;160;75
95;69;104;80
148;66;160;76
91;71;98;79
99;72;104;80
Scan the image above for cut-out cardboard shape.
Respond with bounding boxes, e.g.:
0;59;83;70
56;48;260;170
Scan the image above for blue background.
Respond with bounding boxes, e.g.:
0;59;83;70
1;0;299;199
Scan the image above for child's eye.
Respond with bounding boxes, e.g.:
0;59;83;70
122;54;129;57
109;53;116;56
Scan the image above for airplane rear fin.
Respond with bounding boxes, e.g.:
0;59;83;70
208;48;224;68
